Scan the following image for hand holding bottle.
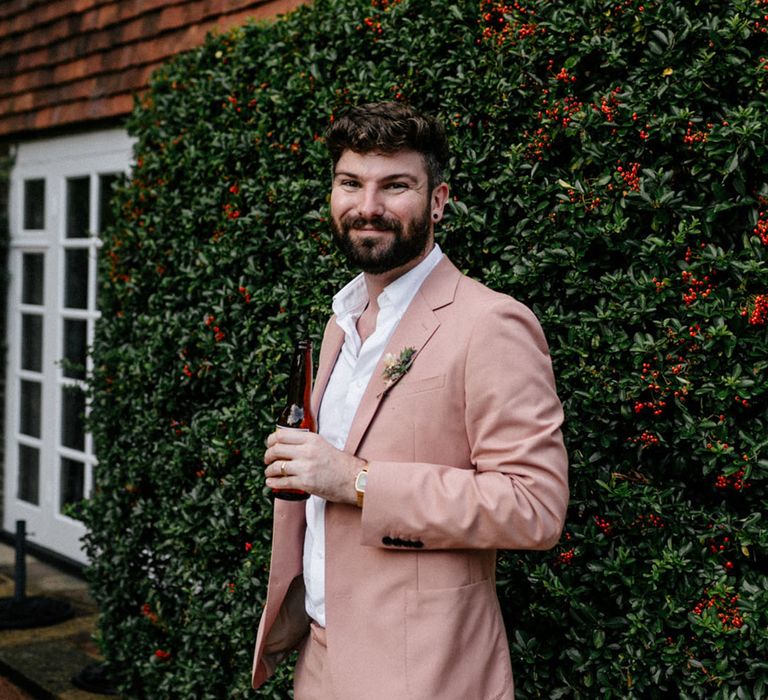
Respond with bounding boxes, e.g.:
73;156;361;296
264;429;365;505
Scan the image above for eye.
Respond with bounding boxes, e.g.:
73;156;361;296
385;182;409;191
337;179;361;190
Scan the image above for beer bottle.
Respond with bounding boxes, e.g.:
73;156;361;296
273;339;315;500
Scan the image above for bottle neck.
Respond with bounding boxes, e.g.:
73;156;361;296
286;342;312;406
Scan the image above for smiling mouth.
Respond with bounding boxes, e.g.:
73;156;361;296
344;216;401;234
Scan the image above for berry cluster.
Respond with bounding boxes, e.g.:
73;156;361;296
706;533;727;553
524;126;551;161
734;394;750;409
479;0;541;45
629;430;661;447
594;516;613;536
637;358;689;408
359;16;383;35
308;229;330;255
205;314;226;342
555;67;576;83
223;202;240;220
741;294;768;325
566;188;601;212
754;0;768;33
755;208;768;244
141;603;160;625
595;86;622;122
706;533;736;572
634;398;667;416
714;467;751;492
223;91;260;114
691;592;744;630
610;0;645;16
390;84;405;102
616;161;641;193
633;513;665;529
682;121;711;147
681;270;716;306
538;93;584;128
555;548;575;566
106;246;131;285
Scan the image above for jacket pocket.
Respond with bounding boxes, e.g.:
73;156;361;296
405;579;512;700
392;374;445;396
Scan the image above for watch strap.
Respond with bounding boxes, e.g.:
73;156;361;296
355;466;368;508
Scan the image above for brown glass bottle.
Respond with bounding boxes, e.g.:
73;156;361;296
273;339;315;501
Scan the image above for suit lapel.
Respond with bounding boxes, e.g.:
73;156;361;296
312;319;344;417
343;257;461;456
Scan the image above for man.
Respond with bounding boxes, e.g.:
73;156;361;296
253;102;568;699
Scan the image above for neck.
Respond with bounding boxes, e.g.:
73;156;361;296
362;242;435;303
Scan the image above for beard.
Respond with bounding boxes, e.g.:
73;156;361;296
331;205;432;274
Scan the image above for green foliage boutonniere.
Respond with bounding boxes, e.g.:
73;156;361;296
382;346;417;390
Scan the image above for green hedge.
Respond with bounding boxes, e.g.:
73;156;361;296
84;0;768;697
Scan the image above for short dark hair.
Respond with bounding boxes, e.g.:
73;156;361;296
326;102;449;190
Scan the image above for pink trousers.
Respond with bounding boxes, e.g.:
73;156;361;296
294;623;338;700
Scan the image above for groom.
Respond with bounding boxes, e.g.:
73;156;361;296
253;101;569;699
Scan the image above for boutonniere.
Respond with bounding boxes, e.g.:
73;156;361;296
380;346;417;394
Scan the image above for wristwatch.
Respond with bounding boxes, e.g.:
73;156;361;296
355;467;368;508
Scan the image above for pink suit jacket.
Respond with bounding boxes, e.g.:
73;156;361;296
252;257;569;699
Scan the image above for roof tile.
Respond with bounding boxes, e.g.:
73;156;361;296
0;0;307;139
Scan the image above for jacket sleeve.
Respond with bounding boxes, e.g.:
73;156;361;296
359;297;568;551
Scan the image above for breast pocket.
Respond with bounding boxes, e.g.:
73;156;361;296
391;374;445;396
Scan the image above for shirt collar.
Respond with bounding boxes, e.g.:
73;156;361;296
332;243;444;325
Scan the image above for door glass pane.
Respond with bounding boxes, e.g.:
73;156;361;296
66;176;90;238
99;173;119;234
18;444;40;504
61;385;86;451
63;319;87;379
23;179;45;230
64;249;89;309
22;253;44;305
60;457;85;517
21;314;43;372
20;380;41;438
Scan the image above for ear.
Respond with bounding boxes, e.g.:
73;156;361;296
430;182;450;224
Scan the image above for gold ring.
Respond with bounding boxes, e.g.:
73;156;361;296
280;461;287;477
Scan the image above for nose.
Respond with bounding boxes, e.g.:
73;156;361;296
356;185;385;219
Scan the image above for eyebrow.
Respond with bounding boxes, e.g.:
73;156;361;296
333;170;421;184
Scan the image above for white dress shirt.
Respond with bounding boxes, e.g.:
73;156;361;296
303;243;444;627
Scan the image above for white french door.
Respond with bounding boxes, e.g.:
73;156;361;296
5;129;134;564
